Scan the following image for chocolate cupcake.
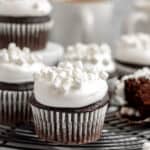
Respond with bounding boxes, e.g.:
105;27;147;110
31;61;109;144
0;0;53;51
115;33;150;76
115;68;150;119
0;43;44;126
62;43;116;78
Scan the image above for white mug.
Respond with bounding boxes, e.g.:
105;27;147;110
50;0;113;46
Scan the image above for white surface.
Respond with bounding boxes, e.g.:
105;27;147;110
0;0;52;16
33;42;64;66
34;61;108;108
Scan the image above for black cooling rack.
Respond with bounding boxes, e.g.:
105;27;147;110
0;107;149;150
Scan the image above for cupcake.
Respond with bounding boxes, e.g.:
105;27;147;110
115;33;150;76
0;0;53;51
31;61;109;144
0;43;44;126
115;68;150;119
62;43;116;77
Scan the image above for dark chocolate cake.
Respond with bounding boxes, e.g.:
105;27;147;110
124;77;150;118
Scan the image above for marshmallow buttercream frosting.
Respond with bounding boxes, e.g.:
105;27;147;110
63;43;115;73
115;33;150;65
34;61;108;108
0;43;44;83
0;0;52;16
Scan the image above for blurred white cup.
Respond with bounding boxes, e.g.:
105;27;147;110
50;0;114;46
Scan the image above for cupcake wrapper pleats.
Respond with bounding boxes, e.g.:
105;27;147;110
0;21;53;50
0;90;33;125
31;104;108;144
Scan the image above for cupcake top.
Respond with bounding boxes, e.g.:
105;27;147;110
63;43;115;74
115;33;150;66
0;43;44;83
115;68;150;104
0;0;52;17
34;61;108;108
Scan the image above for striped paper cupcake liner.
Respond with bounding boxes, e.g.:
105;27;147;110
31;100;108;144
0;89;33;126
0;20;53;51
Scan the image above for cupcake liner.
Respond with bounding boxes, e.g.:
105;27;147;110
0;89;33;126
0;20;53;50
31;103;108;144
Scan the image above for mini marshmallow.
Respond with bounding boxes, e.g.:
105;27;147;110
35;61;108;94
64;43;115;73
0;43;41;66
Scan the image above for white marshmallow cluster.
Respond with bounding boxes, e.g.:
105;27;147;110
64;43;113;66
0;43;41;65
118;33;150;51
35;61;108;94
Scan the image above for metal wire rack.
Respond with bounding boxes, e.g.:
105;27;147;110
0;107;149;150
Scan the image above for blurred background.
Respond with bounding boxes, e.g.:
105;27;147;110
49;0;135;47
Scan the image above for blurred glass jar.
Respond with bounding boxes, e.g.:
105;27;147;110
50;0;114;46
123;0;150;34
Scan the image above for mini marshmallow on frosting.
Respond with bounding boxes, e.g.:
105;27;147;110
0;0;52;16
34;61;108;108
0;43;44;83
64;43;115;73
115;33;150;65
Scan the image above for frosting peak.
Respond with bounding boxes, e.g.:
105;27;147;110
122;67;150;80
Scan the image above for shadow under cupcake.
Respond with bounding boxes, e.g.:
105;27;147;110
0;43;44;126
30;61;109;144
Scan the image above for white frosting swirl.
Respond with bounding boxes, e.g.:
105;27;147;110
0;0;52;16
0;43;44;83
64;43;115;73
115;33;150;65
34;61;108;108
